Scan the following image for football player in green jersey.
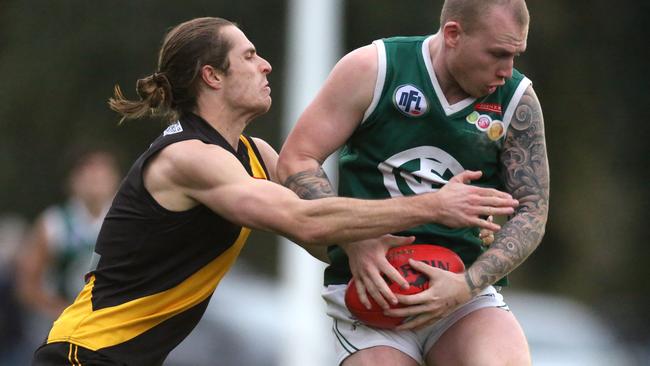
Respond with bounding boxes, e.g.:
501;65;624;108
278;0;548;365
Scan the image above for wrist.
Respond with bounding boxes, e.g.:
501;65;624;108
410;192;440;224
464;270;482;297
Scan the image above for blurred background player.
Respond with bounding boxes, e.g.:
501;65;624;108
17;148;120;317
16;148;120;354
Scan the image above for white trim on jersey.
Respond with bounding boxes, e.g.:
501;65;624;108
422;34;476;116
361;40;387;124
502;77;532;131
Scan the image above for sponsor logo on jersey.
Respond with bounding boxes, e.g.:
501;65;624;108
163;121;183;136
476;114;492;131
394;84;429;117
475;102;502;114
487;120;505;141
466;111;480;124
466;113;506;141
378;146;464;197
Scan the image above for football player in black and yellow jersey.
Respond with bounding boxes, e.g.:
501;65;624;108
33;17;518;366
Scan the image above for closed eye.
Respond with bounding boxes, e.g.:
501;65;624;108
492;51;513;59
244;47;257;60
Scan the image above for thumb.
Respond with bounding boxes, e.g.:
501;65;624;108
450;170;482;184
408;258;445;278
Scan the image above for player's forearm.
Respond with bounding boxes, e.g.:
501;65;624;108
464;86;550;295
281;167;431;244
281;167;432;245
464;207;547;295
292;194;432;246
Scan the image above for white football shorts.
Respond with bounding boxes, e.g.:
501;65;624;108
323;284;508;365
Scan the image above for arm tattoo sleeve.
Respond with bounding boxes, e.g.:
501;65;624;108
283;166;336;200
465;86;550;294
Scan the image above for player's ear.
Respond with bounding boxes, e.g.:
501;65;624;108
442;21;462;48
200;65;223;90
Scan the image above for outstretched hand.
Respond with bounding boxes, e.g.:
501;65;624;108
341;235;415;310
384;259;472;330
433;170;518;232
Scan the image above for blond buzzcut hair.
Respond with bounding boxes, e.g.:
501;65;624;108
440;0;529;34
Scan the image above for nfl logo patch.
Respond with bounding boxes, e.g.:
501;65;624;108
394;84;428;117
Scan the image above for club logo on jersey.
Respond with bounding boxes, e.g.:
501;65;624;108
394;85;428;117
163;121;183;136
378;146;464;197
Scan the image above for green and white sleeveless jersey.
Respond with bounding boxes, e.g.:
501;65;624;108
325;35;531;286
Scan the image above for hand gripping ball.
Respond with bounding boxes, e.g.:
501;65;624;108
344;244;465;329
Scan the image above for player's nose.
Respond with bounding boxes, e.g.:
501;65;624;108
259;56;272;74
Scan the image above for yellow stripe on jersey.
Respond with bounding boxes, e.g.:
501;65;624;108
67;343;74;365
47;227;251;350
239;135;268;180
74;344;80;366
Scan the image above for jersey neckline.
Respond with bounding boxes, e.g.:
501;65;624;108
421;34;476;117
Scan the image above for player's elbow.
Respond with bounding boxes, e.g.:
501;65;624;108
276;150;321;188
275;151;293;185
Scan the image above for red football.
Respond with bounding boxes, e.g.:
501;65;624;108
344;244;465;329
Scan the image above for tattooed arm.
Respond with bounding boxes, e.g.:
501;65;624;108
465;85;550;294
282;167;337;262
386;85;549;330
277;45;382;268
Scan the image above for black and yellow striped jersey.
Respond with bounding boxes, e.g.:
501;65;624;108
45;113;269;365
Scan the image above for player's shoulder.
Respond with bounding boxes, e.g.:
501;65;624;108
336;44;377;73
156;139;235;176
151;139;248;194
511;68;528;82
160;138;222;159
381;35;429;44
